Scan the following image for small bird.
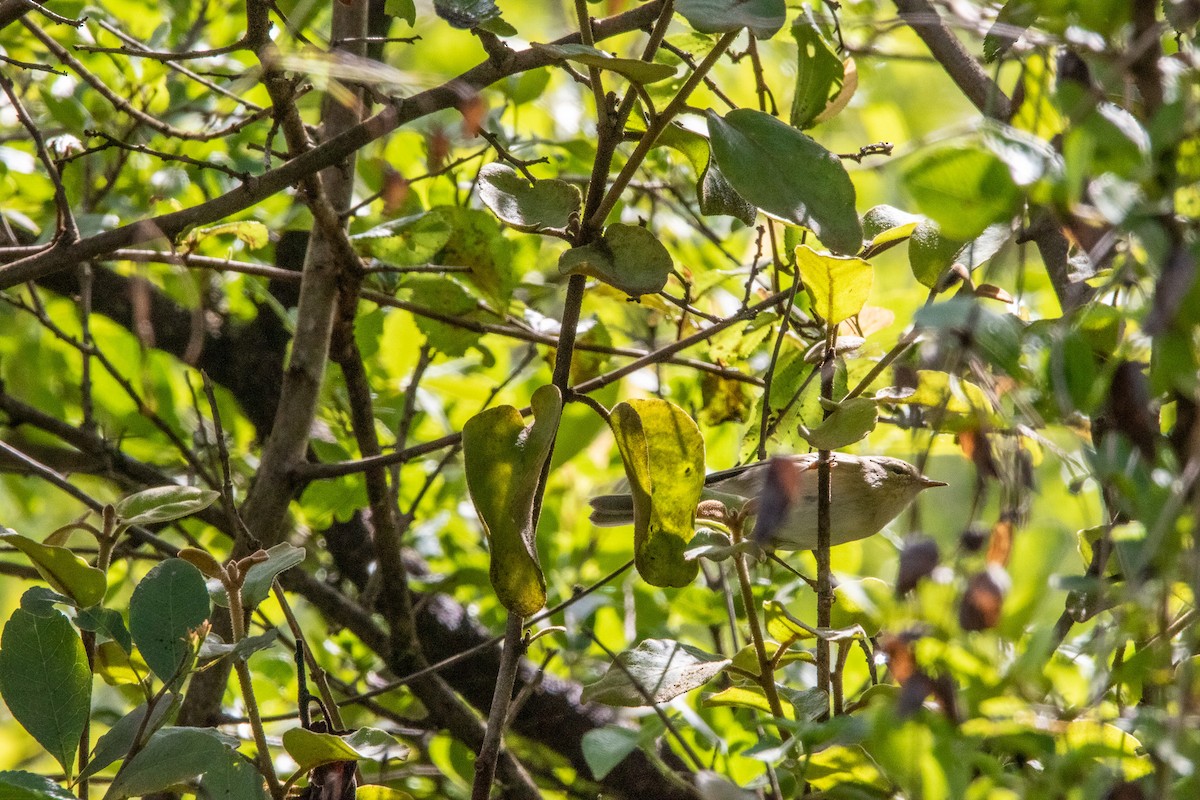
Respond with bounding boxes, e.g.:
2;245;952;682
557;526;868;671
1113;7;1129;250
588;454;946;550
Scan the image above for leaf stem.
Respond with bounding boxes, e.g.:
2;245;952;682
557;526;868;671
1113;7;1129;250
587;28;740;231
472;614;526;800
729;519;789;734
226;573;283;799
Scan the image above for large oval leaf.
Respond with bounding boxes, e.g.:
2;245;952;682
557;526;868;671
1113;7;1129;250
675;0;787;39
462;385;562;616
0;601;91;774
903;144;1020;241
609;399;704;587
558;224;673;298
581;638;730;706
114;485;220;529
104;727;245;800
795;244;873;325
707;109;862;254
477;163;581;233
128;559;211;682
0;531;106;608
79;695;178;781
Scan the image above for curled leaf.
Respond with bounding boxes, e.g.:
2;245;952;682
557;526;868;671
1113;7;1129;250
462;385;563;615
558;224;673;298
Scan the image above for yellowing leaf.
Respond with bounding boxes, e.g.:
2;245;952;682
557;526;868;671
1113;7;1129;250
795;244;873;325
462;385;562;616
0;532;106;608
703;685;788;716
609;399;704;587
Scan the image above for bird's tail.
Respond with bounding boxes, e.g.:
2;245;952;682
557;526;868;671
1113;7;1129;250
588;494;635;527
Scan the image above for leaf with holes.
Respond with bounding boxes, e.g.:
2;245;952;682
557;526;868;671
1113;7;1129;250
609;400;705;588
128;558;210;682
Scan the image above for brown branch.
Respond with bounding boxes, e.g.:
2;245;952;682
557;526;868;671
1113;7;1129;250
891;0;1093;313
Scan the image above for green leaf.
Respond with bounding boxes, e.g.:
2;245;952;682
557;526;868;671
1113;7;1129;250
707;109;862;254
703;685;781;715
903;145;1020;241
0;771;77;800
0;604;91;775
798;397;878;450
114;485;220;528
529;43;676;84
790;9;844;129
675;0;787;39
128;558;211;682
75;606;133;653
699;160;756;224
914;298;1024;376
795;245;873;325
384;0;416;26
104;727;242;800
983;0;1038;62
829;577;890;636
609;399;705;588
981;122;1063;187
401;272;476;330
195;752;268;800
581;639;730;706
503;67;551;105
860;204;921;259
0;532;106;608
208;542;305;611
353;213;453;267
909;220;1011;289
79;695;178;782
282;727;408;773
581;726;640;780
19;587;73;616
655;125;754;223
434;0;499;29
558;223;673;298
477;163;581;232
462;385;563;616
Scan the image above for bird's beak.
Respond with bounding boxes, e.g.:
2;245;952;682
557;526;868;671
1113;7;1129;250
920;476;948;488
